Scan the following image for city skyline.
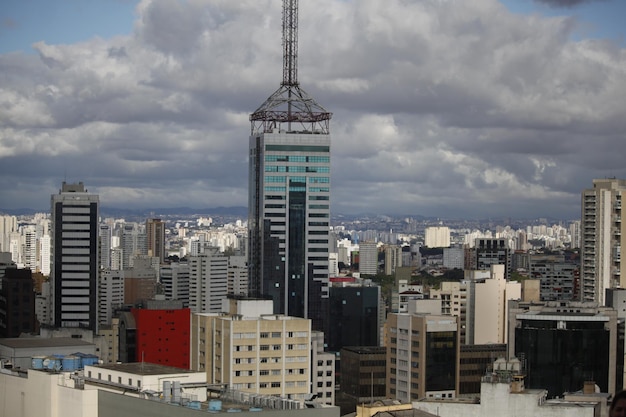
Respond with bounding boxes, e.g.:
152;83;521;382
1;0;626;219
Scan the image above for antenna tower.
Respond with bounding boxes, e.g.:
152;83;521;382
250;0;331;135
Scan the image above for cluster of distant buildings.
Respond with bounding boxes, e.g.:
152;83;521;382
0;0;625;411
0;177;624;417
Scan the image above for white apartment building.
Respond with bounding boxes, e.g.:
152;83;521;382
581;178;626;304
424;226;451;248
466;265;521;345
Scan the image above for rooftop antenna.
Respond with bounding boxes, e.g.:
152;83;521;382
250;0;331;135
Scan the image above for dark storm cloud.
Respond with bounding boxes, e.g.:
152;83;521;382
534;0;607;7
1;0;625;219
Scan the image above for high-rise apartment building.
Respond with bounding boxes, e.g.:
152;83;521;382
51;181;99;330
146;218;166;264
581;178;626;304
248;0;331;334
359;242;378;276
424;226;451;248
189;246;228;313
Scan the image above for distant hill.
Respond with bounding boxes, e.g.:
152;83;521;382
0;206;249;218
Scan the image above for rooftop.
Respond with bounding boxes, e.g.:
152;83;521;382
92;362;198;376
0;337;94;349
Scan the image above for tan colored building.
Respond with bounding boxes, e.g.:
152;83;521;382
385;312;459;401
467;265;520;345
191;298;312;402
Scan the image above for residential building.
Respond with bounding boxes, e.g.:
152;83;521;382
98;269;124;327
189;246;228;313
581;178;626;304
191;298;313;402
311;330;335;405
424;226;450;248
466;265;520;345
529;254;579;301
384;245;403;275
359;242;378;276
442;247;464;269
146;218;166;264
51;181;99;330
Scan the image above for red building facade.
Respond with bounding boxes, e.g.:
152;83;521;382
132;308;190;369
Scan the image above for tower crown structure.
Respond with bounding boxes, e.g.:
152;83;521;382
250;0;331;135
248;0;331;336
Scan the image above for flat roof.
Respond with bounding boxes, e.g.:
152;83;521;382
0;337;94;349
92;362;198;376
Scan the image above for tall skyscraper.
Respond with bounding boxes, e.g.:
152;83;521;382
146;218;166;264
581;178;626;304
51;181;99;330
248;0;332;333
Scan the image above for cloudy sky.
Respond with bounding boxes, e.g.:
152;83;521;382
1;0;625;219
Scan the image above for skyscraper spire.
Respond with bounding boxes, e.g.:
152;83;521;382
248;0;332;336
250;0;331;135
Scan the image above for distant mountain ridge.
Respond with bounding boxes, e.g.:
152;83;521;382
0;206;249;218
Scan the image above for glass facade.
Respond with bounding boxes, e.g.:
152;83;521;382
249;132;330;334
515;319;619;397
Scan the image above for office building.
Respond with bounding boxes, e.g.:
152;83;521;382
228;255;248;297
247;0;332;335
160;261;190;306
385;312;459;401
415;361;605;417
339;346;387;410
474;238;511;279
327;284;381;352
0;268;36;337
51;181;99;330
458;343;507;395
581;178;626;304
508;300;624;397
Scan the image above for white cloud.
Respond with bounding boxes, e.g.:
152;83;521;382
0;0;625;218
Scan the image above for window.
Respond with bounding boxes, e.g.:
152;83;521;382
271;382;281;388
